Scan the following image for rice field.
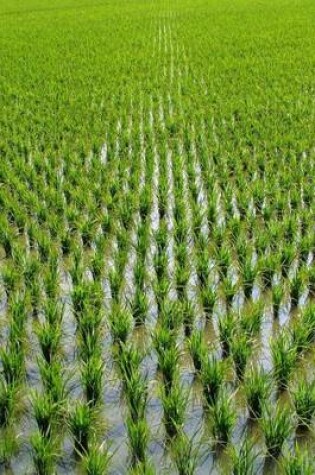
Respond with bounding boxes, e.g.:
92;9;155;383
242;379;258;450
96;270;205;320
1;0;315;473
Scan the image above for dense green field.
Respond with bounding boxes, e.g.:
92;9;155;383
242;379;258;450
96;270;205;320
1;0;315;473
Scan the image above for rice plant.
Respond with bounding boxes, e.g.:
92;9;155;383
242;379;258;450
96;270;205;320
210;389;236;446
291;379;315;428
244;366;270;419
261;404;291;458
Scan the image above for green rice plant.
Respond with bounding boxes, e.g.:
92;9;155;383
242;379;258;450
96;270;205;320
109;304;132;345
230;438;257;475
260;254;279;290
290;318;312;355
124;371;148;422
308;266;315;296
81;442;110;475
299;234;312;266
43;258;59;300
292;379;315;428
230;333;252;381
153;326;176;362
244;366;270;419
261;403;291;458
223;276;238;309
175;264;190;300
0;347;24;385
180;300;195;337
161;382;188;437
0;427;20;464
153;250;168;282
153;278;170;313
272;282;284;318
281;445;314;475
31;431;58;475
0;380;19;427
69;402;94;455
210;389;235;446
37;231;52;263
108;269;122;303
290;268;307;307
158;345;180;392
218;312;235;357
43;300;64;326
76;309;103;347
300;303;315;342
81;219;97;249
126;417;148;466
31;391;64;437
200;286;217;319
241;259;258;300
0;219;16;259
201;355;225;406
196;248;210;288
132;288;148;327
2;263;21;296
215;247;231;279
38;359;69;404
188;330;207;373
281;243;296;278
90;252;105;281
36;322;61;363
29;280;42;317
271;331;297;390
160;301;182;332
172;432;199;475
81;355;104;406
60;230;72;256
117;343;142;382
240;300;263;337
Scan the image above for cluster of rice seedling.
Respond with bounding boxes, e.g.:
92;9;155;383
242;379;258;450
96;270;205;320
1;0;315;472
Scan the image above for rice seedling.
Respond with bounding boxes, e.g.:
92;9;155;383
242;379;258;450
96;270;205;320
261;403;291;458
271;331;297;390
281;445;314;475
240;301;263;337
126;417;149;466
81;355;104;406
230;438;258;475
291;379;315;428
290;268;307;307
188;330;207;373
218;312;235;357
210;389;236;446
1;0;315;470
0;347;24;386
36;322;61;363
244;366;270;419
0;380;19;428
172;433;199;475
81;443;110;475
180;300;195;337
230;333;252;381
69;402;95;455
158;345;180;392
161;382;188;437
0;427;20;464
201;355;225;406
31;391;65;438
109;304;132;345
272;282;284;318
31;431;58;475
124;371;148;422
117;343;143;382
241;259;258;300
